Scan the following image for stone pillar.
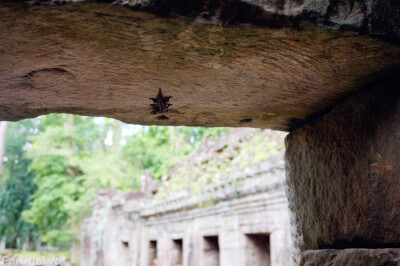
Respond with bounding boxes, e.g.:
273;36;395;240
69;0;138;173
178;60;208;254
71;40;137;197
138;230;150;266
70;239;81;265
183;229;195;266
157;233;173;266
219;231;246;266
270;229;291;266
285;75;400;265
0;236;6;250
130;226;141;266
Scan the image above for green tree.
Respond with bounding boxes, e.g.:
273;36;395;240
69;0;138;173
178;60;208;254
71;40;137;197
1;113;228;249
22;115;134;248
123;126;229;180
0;119;38;249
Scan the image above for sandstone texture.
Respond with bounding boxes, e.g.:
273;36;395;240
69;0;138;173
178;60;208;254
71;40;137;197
1;2;400;130
285;74;400;251
298;249;400;266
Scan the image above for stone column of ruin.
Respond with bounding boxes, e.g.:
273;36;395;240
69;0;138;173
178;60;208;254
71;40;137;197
285;74;400;264
219;231;246;266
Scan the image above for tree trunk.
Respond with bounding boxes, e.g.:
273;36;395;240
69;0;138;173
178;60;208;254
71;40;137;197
111;120;122;153
63;114;74;129
22;236;33;251
97;120;110;152
0;121;9;176
70;222;82;264
0;236;6;250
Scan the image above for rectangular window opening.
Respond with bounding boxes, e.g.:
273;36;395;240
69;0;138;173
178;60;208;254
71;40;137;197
203;236;220;266
149;240;157;266
245;233;271;266
172;239;183;266
121;241;130;266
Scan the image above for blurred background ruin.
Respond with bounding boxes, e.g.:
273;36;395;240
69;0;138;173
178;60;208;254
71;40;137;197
0;115;290;265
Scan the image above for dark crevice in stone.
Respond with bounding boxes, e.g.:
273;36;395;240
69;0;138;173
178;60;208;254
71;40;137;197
239;118;253;123
366;0;400;44
325;0;339;21
286;118;304;132
156;115;169;120
136;0;302;28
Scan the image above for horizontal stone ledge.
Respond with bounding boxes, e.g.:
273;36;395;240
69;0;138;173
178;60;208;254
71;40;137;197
1;2;400;130
138;168;285;217
139;195;288;227
298;249;400;266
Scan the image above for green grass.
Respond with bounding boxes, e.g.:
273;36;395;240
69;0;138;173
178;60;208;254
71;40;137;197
0;249;69;260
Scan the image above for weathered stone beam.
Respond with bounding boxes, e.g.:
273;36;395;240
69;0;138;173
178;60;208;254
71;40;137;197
1;2;399;130
298;249;400;266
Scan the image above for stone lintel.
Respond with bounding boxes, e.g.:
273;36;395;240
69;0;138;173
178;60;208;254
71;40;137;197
1;2;400;130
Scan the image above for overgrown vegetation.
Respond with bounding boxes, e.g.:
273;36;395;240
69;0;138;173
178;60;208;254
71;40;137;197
156;129;285;197
0;114;228;249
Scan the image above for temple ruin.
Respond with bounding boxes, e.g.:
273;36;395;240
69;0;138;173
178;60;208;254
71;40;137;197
81;129;292;266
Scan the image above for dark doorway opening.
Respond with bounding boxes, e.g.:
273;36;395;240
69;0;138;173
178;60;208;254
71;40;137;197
203;235;220;266
245;234;270;266
149;240;157;266
121;241;130;266
172;239;183;265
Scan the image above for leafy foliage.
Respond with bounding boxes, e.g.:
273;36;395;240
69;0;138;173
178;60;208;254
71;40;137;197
21;116;134;247
122;126;229;181
0;114;229;249
0;119;38;249
156;129;286;197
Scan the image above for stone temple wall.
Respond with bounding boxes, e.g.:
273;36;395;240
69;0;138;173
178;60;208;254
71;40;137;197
81;160;292;266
